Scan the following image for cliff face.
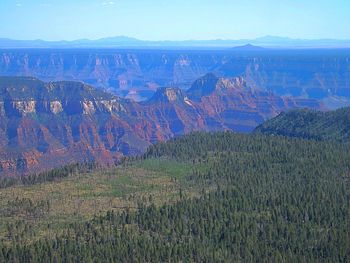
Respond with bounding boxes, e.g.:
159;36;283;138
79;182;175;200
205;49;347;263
0;77;150;175
0;76;323;175
0;49;349;108
186;74;323;132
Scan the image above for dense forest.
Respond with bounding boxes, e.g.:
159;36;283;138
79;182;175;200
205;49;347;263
255;107;350;141
0;132;349;262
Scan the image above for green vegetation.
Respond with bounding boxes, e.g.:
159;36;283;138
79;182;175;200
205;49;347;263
255;107;350;142
0;163;97;189
0;158;196;242
0;132;350;262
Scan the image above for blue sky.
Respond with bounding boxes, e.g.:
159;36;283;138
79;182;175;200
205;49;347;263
1;0;349;40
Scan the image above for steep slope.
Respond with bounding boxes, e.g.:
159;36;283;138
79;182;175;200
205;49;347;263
186;73;323;132
0;75;324;175
254;107;350;141
141;87;206;138
0;49;349;107
139;74;323;135
0;77;153;175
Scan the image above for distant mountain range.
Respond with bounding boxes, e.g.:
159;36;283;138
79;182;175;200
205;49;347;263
1;36;350;48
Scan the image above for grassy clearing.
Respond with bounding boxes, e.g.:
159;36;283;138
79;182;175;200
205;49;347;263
0;159;202;243
135;158;191;180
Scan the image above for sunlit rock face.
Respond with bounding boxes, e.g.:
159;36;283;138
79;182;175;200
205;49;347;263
82;100;96;115
0;77;150;176
50;101;63;114
12;100;36;115
0;75;324;176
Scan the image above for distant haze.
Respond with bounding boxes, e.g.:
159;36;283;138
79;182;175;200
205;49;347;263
1;36;350;49
0;0;349;41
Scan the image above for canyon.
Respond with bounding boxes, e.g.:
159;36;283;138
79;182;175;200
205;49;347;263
0;74;323;175
0;49;349;108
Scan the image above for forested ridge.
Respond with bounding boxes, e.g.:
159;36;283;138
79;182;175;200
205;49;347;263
254;107;350;141
0;131;349;262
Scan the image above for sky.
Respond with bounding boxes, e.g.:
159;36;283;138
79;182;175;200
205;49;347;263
0;0;349;41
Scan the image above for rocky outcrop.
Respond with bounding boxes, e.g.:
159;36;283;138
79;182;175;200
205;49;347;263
186;74;324;132
0;76;324;175
0;77;150;175
97;99;126;113
82;100;96;115
0;49;349;108
148;87;187;103
12;100;36;115
50;101;63;114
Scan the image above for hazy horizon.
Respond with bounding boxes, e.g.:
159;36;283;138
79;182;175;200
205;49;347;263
2;35;350;42
1;0;349;41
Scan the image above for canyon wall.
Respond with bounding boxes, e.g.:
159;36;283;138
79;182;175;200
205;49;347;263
0;75;324;175
0;49;349;108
